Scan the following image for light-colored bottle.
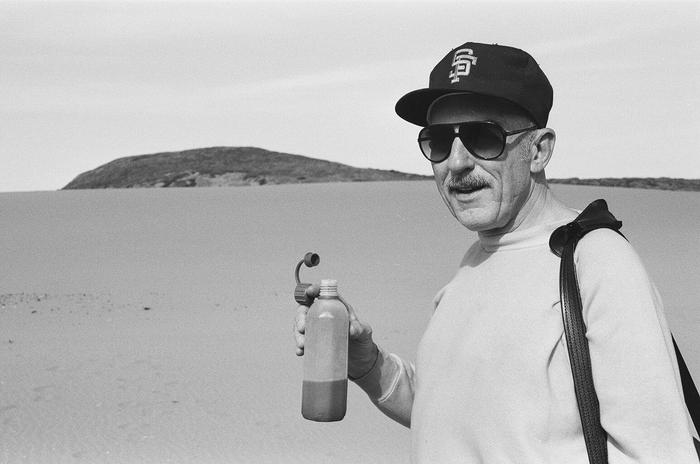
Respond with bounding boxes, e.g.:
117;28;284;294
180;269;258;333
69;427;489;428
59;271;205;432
301;279;349;421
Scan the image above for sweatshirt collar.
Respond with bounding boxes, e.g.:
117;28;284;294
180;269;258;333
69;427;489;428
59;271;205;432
478;218;573;252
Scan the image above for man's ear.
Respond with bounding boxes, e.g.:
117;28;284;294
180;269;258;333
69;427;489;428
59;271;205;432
529;128;556;174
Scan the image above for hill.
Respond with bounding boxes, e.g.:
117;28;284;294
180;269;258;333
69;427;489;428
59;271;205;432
62;147;698;191
62;147;431;189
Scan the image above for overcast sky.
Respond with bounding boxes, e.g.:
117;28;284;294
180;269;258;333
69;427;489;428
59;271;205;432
2;1;699;192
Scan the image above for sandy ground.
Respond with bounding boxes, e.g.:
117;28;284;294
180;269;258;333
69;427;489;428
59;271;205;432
0;181;698;463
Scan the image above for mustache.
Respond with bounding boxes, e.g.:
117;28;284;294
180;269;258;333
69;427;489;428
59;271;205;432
446;175;490;191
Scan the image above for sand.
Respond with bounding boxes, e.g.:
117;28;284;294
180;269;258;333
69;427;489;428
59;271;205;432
1;181;698;463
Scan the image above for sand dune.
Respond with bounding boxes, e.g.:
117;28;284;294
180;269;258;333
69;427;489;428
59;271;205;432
1;181;698;463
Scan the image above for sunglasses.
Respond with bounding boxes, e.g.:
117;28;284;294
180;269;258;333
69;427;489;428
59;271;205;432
417;121;537;163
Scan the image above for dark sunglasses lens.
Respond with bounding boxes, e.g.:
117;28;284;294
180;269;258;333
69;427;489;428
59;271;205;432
419;126;454;162
459;123;505;159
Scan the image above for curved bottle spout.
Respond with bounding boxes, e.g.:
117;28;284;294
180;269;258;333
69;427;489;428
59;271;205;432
294;252;320;306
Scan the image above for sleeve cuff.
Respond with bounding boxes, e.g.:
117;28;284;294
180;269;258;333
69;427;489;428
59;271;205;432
351;347;403;403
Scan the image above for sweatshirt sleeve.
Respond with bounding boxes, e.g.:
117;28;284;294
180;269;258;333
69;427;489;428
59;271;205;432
351;346;415;428
575;229;697;463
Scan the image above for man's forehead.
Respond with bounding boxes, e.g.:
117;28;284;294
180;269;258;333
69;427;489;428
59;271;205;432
426;93;531;126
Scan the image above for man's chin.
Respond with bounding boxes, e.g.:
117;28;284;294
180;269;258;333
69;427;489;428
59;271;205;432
451;206;497;232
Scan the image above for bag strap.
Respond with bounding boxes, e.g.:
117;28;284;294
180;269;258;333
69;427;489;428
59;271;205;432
549;199;700;463
550;199;619;464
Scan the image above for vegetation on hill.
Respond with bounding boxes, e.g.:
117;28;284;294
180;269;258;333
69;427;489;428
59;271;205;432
62;147;431;189
549;177;700;192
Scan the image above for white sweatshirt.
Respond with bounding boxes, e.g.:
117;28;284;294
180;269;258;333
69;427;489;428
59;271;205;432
354;218;697;463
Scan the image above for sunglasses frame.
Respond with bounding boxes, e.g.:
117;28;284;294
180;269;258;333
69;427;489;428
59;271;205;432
417;121;538;163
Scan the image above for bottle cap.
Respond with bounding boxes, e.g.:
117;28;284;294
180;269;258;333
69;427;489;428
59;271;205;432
303;252;320;267
320;279;338;297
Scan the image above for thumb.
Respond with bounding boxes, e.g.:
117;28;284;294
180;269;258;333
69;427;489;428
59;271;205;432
305;284;320;299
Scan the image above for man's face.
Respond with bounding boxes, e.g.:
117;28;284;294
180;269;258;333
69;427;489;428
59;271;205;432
427;94;536;234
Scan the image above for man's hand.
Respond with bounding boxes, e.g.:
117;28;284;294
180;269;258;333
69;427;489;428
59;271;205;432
293;284;379;380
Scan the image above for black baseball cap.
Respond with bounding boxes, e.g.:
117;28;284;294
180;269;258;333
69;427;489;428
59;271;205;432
395;42;553;128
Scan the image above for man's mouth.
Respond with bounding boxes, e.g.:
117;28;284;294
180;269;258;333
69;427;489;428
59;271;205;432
448;178;489;195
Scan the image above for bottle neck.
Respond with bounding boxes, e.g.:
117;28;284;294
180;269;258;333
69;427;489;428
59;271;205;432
319;279;338;298
319;289;338;298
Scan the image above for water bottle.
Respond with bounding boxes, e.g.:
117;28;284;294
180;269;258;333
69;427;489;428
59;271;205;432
301;279;349;421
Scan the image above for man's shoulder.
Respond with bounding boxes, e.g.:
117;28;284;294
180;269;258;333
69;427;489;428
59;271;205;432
574;227;649;281
576;226;630;253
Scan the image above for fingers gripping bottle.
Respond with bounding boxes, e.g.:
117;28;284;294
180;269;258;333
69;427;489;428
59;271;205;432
302;279;349;421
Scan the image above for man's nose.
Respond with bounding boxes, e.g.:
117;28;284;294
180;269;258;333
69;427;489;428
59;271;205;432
445;136;477;173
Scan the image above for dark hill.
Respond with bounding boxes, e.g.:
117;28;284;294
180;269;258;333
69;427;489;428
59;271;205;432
62;146;699;191
62;146;431;189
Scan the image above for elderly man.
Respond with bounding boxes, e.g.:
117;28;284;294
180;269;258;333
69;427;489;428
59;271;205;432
294;42;697;463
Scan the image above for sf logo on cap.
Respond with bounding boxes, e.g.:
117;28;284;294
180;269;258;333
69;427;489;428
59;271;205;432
449;48;478;83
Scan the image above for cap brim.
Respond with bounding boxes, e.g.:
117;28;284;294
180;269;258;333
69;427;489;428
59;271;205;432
395;88;474;127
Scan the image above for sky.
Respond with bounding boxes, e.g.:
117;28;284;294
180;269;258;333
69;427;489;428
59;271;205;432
1;0;699;192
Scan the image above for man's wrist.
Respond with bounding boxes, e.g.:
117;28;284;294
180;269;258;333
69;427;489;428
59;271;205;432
348;343;379;381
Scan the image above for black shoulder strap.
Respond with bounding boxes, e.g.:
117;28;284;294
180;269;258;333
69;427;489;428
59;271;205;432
550;199;618;463
674;338;700;440
549;199;700;463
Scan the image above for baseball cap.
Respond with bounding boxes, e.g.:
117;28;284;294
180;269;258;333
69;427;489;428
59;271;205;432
395;42;553;127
